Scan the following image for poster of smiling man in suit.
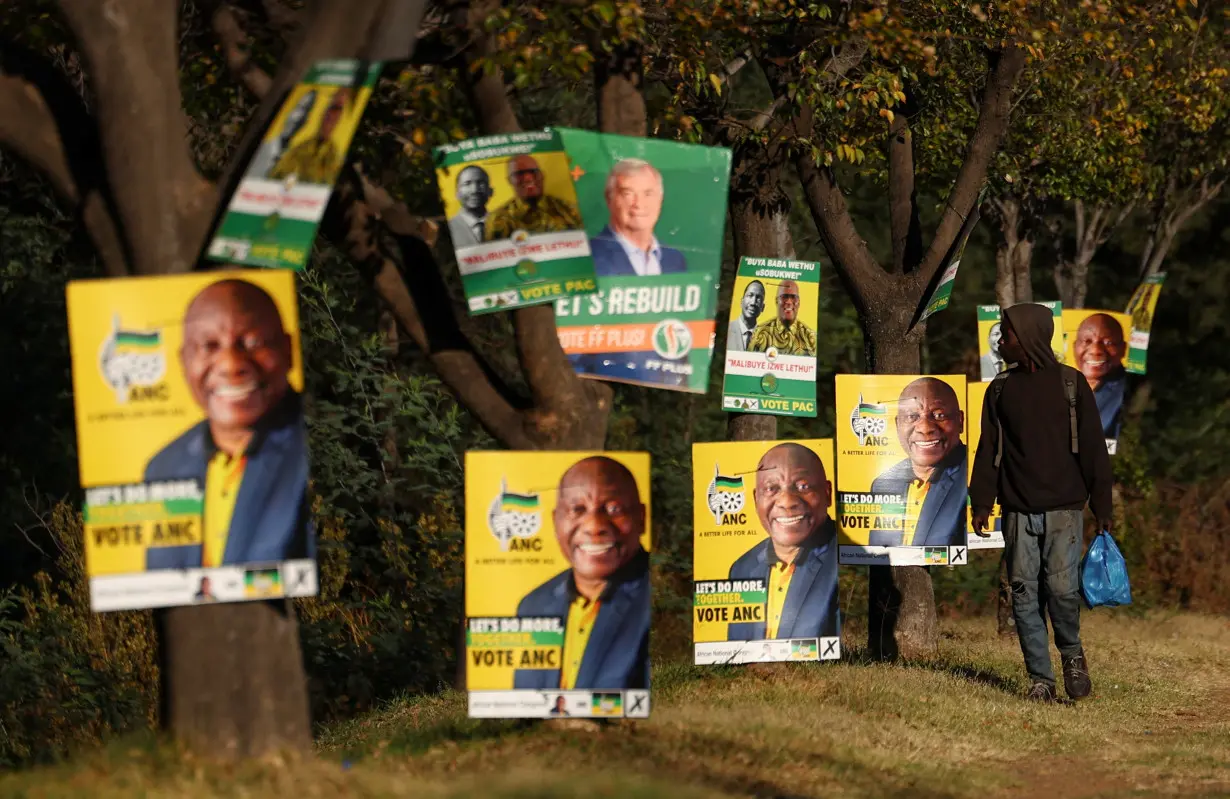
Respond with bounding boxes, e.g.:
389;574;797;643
66;271;317;612
464;451;652;720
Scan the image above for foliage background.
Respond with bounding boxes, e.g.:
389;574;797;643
1;0;1228;770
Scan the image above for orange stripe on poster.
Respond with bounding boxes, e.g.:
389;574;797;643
558;321;715;354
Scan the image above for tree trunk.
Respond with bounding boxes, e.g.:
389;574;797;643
160;601;311;757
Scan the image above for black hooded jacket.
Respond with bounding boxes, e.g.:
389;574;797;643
969;303;1114;521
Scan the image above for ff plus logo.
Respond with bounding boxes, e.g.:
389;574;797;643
651;319;692;360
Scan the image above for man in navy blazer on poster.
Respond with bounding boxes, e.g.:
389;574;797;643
143;279;312;570
868;377;967;548
513;456;650;691
588;158;687;278
727;443;840;642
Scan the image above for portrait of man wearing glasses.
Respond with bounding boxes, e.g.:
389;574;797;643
748;279;816;357
484;154;583;241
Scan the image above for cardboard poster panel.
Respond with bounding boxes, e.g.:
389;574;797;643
691;440;840;665
721;257;821;417
207;60;382;269
965;381;1003;549
1124;272;1166;375
433;129;599;314
977;301;1063;382
1061;309;1131;453
66;270;315;611
465;451;651;719
554;129;731;393
834;374;970;566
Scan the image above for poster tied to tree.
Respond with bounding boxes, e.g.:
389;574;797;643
433;129;599;314
207;60;382;269
965;382;1003;549
722;257;820;417
554;128;731;393
834;374;970;566
691;440;840;665
65;270;317;612
977;301;1063;381
1061;308;1132;453
1125;272;1166;375
464;451;652;719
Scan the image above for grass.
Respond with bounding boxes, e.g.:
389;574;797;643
3;610;1228;798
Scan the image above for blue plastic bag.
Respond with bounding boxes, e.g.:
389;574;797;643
1080;530;1132;608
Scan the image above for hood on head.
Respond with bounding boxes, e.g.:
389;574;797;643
1002;303;1059;370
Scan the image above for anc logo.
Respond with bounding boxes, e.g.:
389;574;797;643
706;463;746;525
849;393;889;446
486;478;542;551
759;373;779;395
98;314;166;403
651;319;692;360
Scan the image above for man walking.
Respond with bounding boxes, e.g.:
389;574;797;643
970;303;1114;702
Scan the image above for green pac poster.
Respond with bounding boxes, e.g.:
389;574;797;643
722;257;820;416
206;60;383;269
917;198;981;324
433;130;599;314
553;129;732;393
1124;272;1166;375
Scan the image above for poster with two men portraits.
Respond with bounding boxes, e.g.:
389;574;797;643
835;374;970;566
692;440;841;665
465;451;652;720
722;257;821;417
66;271;317;612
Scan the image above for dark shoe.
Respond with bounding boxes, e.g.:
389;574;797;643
1063;650;1092;700
1026;682;1057;702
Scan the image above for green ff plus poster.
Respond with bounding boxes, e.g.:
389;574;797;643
433;129;599;315
553;129;732;393
206;60;382;269
722;257;820;417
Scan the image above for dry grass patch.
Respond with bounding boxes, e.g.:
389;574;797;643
3;611;1228;798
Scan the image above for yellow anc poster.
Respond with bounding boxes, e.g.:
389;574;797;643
1062;308;1131;453
691;440;840;665
464;450;651;719
965;382;1003;549
834;374;970;566
66;270;316;612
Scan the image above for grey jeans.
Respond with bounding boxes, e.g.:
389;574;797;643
1003;510;1084;687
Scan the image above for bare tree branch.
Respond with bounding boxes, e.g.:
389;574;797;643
57;0;214;274
212;4;274;98
0;48;129;276
887;111;920;273
911;46;1027;291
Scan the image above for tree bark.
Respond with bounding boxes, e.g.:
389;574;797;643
989;194;1033;307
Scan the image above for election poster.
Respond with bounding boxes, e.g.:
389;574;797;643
916;201;981;325
834;374;970;566
1125;272;1166;375
721;257;820;417
553;128;731;393
1062;308;1132;453
977;301;1063;381
465;451;652;719
433;129;599;315
965;382;1003;549
691;440;840;665
65;271;317;612
207;60;382;269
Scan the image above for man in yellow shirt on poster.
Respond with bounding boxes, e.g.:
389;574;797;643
512;456;650;691
727;443;839;642
143;279;311;570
